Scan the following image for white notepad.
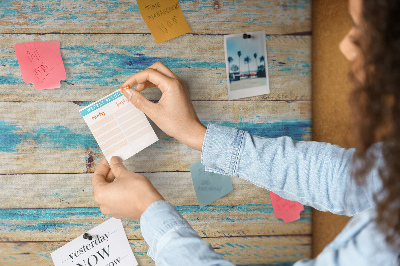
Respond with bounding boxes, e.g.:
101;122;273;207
79;90;158;162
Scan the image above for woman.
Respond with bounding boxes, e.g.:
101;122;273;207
91;0;400;264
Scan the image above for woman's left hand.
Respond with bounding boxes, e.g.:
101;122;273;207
91;157;164;220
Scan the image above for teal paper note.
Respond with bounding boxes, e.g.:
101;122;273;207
189;160;233;209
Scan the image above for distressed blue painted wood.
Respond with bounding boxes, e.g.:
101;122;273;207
1;236;311;265
0;0;311;35
0;206;312;241
0;34;311;102
0;0;312;264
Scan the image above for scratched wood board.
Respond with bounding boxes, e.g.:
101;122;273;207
0;0;311;35
0;173;311;241
0;0;312;265
2;236;310;265
0;34;311;102
0;101;311;174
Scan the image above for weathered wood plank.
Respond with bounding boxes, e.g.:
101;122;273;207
0;173;274;208
0;205;311;241
0;34;311;102
0;100;311;174
0;172;312;241
0;236;311;265
0;0;311;35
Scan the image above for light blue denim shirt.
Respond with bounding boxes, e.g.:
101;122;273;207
140;124;399;265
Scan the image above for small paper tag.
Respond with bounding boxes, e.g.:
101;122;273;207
51;218;138;266
137;0;191;44
269;191;304;223
189;160;233;209
14;41;67;90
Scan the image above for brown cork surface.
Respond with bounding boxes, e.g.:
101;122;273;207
312;0;354;257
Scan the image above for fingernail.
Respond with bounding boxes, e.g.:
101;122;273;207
110;156;122;165
121;85;130;91
124;89;133;100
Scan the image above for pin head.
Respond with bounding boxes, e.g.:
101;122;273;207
243;34;252;39
83;233;93;240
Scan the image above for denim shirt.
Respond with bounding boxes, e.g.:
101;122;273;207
140;124;399;265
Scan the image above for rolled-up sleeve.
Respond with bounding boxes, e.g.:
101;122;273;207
201;124;382;216
140;200;234;265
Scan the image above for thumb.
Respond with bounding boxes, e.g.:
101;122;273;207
122;89;156;115
109;156;129;179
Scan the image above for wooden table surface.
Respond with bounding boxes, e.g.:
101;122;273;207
0;0;312;265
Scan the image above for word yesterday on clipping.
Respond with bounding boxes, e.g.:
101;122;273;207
51;218;138;266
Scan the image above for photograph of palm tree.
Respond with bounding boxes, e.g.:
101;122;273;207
224;31;269;100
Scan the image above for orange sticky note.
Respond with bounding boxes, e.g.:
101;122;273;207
137;0;191;44
270;191;304;223
14;41;67;90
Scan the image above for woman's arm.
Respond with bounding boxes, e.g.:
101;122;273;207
120;61;382;216
202;124;383;216
141;201;234;266
92;157;234;266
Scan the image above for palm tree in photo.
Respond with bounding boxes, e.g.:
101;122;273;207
228;56;233;73
258;55;266;77
237;51;242;77
260;55;265;70
253;53;258;72
244;56;251;78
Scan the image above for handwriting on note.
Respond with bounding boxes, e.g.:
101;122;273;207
269;191;304;223
14;41;67;90
137;0;191;44
189;160;233;209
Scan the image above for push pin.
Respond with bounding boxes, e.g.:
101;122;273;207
83;233;93;240
243;33;252;39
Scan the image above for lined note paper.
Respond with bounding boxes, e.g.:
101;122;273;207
14;41;67;90
137;0;191;43
79;90;158;162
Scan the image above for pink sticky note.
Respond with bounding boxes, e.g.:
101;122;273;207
270;191;304;223
14;41;67;90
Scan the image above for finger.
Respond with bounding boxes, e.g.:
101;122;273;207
91;159;110;189
105;169;116;183
135;81;156;92
121;89;158;117
109;156;130;179
98;158;115;182
121;69;173;94
147;61;177;79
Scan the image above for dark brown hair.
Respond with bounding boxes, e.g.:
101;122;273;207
350;0;400;251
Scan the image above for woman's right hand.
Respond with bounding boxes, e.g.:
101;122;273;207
120;61;207;151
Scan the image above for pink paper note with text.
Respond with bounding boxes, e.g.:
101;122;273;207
14;41;67;90
270;191;304;223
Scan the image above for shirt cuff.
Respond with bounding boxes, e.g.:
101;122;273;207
140;200;191;260
201;123;245;176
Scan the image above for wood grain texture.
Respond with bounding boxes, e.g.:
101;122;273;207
0;101;311;174
0;34;311;102
0;236;311;265
0;0;312;264
0;0;311;35
0;205;311;242
0;173;311;243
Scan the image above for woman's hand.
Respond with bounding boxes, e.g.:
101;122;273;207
91;157;164;220
120;61;206;151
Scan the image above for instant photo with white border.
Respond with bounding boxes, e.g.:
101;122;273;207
224;31;270;100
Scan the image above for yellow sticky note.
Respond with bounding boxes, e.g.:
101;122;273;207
137;0;191;44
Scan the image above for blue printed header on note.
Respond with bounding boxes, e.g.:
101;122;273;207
79;90;123;116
